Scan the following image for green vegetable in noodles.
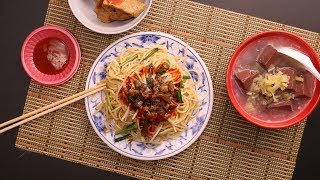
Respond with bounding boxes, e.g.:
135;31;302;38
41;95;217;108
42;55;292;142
119;54;138;67
106;93;114;110
115;122;138;135
141;48;159;61
177;89;182;103
115;134;132;142
183;75;191;79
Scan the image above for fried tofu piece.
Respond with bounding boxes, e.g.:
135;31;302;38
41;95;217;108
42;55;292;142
94;5;132;23
106;0;145;17
94;0;145;23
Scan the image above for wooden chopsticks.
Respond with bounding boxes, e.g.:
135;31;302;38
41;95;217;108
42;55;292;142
0;84;106;134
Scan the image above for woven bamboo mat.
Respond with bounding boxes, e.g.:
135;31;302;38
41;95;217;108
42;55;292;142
15;0;320;179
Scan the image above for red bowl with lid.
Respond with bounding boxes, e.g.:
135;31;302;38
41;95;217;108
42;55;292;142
21;25;81;85
226;30;320;128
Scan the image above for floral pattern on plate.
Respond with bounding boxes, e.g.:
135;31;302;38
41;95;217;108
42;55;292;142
85;32;213;160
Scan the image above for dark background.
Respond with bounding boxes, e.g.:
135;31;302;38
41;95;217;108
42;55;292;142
0;0;319;179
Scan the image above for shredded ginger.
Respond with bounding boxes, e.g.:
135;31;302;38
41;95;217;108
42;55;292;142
295;76;304;82
250;71;290;102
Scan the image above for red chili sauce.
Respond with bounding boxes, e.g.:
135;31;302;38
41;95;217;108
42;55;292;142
33;38;69;75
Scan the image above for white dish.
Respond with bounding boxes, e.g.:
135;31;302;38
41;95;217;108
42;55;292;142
68;0;153;34
85;32;214;160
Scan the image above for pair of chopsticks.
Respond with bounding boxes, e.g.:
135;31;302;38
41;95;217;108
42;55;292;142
0;84;106;134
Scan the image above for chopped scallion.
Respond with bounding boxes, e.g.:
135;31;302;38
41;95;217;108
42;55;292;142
165;60;170;68
115;134;132;142
106;93;114;110
179;82;184;88
183;75;191;79
119;54;138;67
177;89;182;103
115;122;137;135
141;48;159;61
146;74;152;86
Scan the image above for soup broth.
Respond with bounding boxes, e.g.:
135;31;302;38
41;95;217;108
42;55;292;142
232;36;316;122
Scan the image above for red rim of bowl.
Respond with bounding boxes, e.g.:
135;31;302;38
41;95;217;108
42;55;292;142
226;30;320;129
21;25;81;86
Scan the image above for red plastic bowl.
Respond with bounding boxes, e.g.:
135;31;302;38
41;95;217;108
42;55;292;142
226;30;320;128
21;25;81;85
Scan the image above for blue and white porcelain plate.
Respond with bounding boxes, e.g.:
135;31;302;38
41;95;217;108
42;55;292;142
85;32;213;160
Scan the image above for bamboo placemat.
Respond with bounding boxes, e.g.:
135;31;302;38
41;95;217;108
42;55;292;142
15;0;320;179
